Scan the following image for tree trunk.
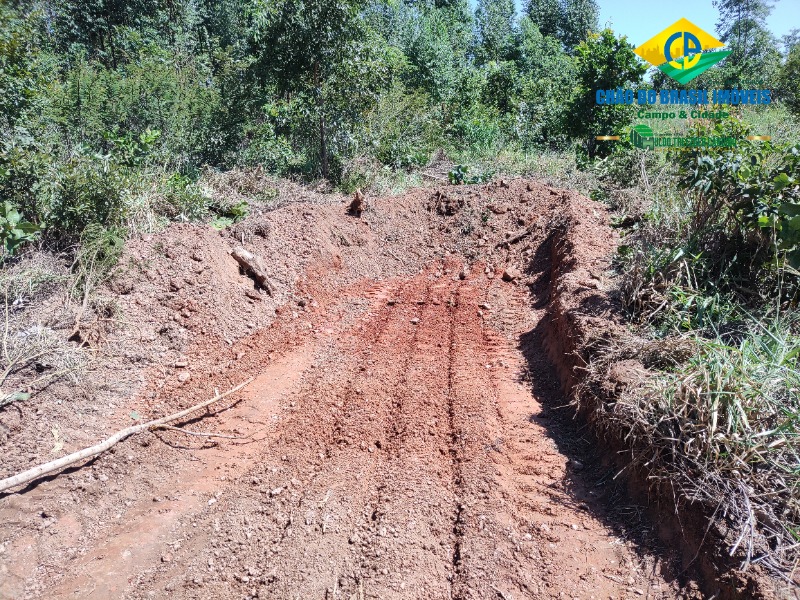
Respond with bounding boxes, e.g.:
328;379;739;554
320;111;328;180
314;62;328;179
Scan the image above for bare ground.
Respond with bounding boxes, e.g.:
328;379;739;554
0;179;688;599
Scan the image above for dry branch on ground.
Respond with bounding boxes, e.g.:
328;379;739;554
0;377;253;494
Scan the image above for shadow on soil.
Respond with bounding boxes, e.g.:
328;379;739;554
516;233;688;593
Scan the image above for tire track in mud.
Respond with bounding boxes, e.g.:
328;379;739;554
445;282;468;596
114;264;678;600
237;275;431;599
351;272;460;598
134;270;445;599
447;276;519;599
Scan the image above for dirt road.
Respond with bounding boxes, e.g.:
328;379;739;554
0;180;681;599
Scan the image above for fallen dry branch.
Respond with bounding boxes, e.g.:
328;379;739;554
0;377;254;494
231;247;273;294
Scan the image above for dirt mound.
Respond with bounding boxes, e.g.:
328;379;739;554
0;178;773;599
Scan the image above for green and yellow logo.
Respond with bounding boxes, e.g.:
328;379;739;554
634;18;731;84
630;124;654;149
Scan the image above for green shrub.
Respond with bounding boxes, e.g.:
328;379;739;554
676;119;800;271
567;29;646;158
209;200;249;230
482;61;520;114
360;87;442;170
449;103;503;156
156;172;209;222
45;152;131;237
241;120;297;175
448;164;493;185
0;129;50;225
0;201;39;256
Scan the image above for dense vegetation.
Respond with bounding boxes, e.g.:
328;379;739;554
0;0;642;246
1;0;797;244
3;0;800;579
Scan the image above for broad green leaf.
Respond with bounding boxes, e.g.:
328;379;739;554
774;172;792;191
779;203;800;217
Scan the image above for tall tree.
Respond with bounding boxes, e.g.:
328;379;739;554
475;0;515;63
406;8;457;102
436;0;473;63
560;0;598;51
714;0;780;85
567;29;645;158
51;0;168;67
782;28;800;55
195;0;250;51
251;0;387;179
525;0;561;39
0;3;39;129
779;44;800;117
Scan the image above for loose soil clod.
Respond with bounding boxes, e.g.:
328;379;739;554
231;246;274;294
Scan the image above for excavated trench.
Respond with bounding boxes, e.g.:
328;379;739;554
0;179;702;599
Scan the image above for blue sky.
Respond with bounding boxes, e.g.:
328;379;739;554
594;0;799;46
494;0;800;47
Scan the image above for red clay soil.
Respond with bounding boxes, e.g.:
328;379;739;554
1;180;688;599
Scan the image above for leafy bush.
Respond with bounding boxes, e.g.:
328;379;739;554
676;120;800;271
448;165;493;185
482;61;520;114
567;29;646;158
449;104;503;156
42;151;131;240
361;87;442;170
210;200;249;230
0;201;39;256
241;119;297;175
156;173;209;222
0;129;50;226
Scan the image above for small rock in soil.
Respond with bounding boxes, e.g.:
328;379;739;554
502;267;522;282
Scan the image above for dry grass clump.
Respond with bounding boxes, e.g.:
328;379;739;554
580;318;800;579
200;166;280;207
0;262;89;408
